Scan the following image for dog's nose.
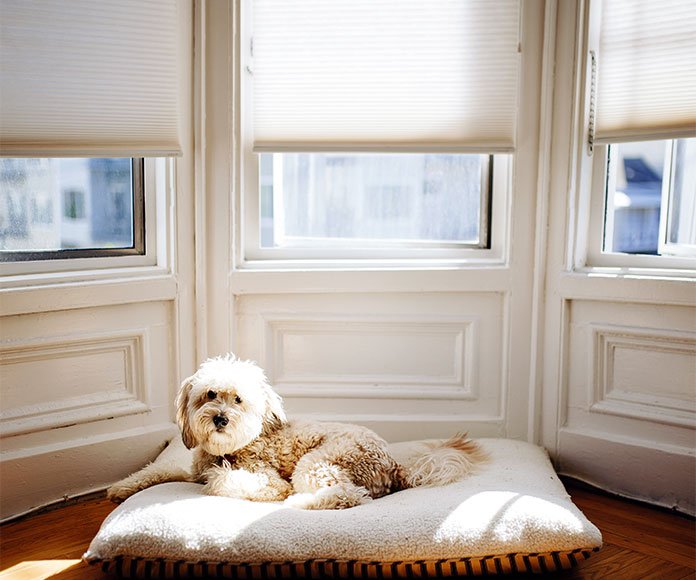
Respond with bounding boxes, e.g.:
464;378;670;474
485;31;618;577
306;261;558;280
213;414;229;428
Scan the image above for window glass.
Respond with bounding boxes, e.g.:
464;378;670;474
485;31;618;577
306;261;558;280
667;139;696;249
603;139;695;257
0;158;139;258
259;153;489;249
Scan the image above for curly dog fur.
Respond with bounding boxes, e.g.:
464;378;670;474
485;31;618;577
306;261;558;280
108;355;485;510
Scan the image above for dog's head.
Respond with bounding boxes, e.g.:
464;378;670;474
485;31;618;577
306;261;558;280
175;355;286;456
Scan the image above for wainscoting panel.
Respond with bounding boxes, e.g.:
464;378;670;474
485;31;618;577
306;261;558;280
0;300;178;520
261;313;479;400
590;324;696;427
558;299;696;514
235;292;507;441
0;330;149;437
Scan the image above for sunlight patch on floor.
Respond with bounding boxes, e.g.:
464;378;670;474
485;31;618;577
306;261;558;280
0;559;81;580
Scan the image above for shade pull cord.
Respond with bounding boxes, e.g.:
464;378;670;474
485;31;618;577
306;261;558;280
587;51;597;156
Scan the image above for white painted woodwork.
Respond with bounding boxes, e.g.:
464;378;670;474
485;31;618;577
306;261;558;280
542;0;696;515
0;1;196;521
0;330;150;437
232;293;507;441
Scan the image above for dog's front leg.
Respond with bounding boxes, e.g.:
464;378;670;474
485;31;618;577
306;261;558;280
202;462;292;502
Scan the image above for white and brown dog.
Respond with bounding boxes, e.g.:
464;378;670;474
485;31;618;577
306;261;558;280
108;355;484;510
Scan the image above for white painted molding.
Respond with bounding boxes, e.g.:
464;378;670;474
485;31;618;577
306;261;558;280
0;273;177;317
590;323;696;428
558;427;695;515
527;0;559;445
559;271;696;306
228;268;513;296
260;313;480;401
0;423;178;521
0;329;150;437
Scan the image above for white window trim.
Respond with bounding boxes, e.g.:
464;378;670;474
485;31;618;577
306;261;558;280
235;2;513;271
585;143;696;272
573;0;696;278
0;158;177;309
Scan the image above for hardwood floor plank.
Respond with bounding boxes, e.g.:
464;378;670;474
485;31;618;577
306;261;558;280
565;483;695;571
640;563;696;580
572;548;670;580
591;529;694;569
0;498;116;571
573;499;694;552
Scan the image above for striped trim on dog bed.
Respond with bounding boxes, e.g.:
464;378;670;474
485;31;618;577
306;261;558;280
88;548;600;578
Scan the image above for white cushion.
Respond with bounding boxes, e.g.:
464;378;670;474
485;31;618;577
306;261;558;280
84;438;602;577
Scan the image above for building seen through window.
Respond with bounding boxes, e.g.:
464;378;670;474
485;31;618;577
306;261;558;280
259;153;489;250
604;138;696;256
0;158;137;257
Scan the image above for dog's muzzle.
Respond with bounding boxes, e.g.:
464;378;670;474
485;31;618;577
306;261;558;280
213;414;229;428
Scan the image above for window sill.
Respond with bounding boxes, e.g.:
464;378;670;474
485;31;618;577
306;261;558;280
0;268;177;316
229;264;512;295
559;269;695;306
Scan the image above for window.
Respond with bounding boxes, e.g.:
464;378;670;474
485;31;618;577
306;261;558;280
0;1;181;278
583;0;696;269
0;158;144;261
241;0;520;265
259;153;492;251
602;139;695;257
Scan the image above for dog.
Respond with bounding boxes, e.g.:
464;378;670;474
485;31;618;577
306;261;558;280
108;355;485;509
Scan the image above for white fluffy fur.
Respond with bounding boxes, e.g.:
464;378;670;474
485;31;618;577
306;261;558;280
108;354;485;510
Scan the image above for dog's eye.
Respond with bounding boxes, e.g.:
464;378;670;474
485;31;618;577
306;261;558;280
234;395;242;404
207;390;217;400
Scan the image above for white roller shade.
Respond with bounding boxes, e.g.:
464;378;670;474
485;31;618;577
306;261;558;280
595;0;696;144
0;0;181;157
251;0;520;153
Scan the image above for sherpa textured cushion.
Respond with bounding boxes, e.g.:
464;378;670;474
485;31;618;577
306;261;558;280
84;438;602;578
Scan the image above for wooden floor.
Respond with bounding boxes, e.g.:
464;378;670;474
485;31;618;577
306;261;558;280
0;480;693;580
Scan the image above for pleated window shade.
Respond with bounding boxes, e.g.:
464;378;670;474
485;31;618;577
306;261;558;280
595;0;696;144
0;0;181;158
251;0;520;154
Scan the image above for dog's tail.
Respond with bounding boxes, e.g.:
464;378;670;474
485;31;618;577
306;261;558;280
402;433;486;488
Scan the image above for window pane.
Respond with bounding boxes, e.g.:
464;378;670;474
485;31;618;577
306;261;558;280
0;158;134;254
667;139;696;247
259;153;487;248
603;139;696;257
604;141;665;254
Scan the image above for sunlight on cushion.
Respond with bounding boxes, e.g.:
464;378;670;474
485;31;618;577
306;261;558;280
436;491;590;550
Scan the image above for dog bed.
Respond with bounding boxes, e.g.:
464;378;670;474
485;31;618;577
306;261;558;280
83;438;601;578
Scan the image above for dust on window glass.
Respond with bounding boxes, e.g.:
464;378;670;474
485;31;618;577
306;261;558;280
0;158;135;254
259;153;487;249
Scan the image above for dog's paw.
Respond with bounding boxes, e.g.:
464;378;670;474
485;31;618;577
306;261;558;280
203;466;291;501
284;484;373;510
283;493;316;509
106;480;139;503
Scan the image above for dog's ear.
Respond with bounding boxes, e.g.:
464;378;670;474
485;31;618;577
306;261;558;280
262;379;287;430
175;376;197;449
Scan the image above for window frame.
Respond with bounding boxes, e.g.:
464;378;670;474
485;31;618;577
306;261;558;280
659;140;696;259
586;141;696;271
237;2;511;269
